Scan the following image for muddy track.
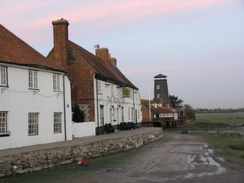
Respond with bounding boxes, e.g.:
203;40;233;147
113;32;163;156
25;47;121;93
89;134;244;183
1;133;243;183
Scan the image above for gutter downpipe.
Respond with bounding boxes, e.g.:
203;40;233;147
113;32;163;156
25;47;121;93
63;74;67;140
133;89;136;125
96;77;100;135
149;90;151;121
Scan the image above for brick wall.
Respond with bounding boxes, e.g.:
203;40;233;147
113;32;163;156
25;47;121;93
0;128;163;177
68;56;95;121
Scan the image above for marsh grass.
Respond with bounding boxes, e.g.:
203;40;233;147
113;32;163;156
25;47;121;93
229;144;244;150
191;132;244;163
195;112;244;124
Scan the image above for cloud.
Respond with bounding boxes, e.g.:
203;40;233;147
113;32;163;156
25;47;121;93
1;0;232;32
0;0;53;17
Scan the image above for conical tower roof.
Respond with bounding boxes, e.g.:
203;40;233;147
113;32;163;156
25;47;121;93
154;74;167;79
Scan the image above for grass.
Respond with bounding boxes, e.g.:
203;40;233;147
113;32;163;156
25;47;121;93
191;132;244;164
195;112;244;124
229;144;244;151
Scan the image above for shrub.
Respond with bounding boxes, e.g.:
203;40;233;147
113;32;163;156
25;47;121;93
72;105;85;122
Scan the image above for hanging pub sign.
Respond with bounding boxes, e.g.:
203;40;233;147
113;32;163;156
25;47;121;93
122;87;130;98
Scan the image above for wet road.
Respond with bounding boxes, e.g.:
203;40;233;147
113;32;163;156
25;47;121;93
1;133;244;183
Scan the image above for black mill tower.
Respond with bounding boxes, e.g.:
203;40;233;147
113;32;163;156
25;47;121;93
153;74;172;107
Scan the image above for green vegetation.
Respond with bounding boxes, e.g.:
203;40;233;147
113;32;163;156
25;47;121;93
190;112;244;163
72;104;85;122
195;112;244;124
184;104;196;120
169;95;183;108
191;132;244;163
229;144;244;151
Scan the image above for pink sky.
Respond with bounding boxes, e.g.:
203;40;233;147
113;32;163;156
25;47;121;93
1;0;233;31
1;0;243;108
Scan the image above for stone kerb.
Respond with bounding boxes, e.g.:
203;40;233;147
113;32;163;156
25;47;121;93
0;128;163;177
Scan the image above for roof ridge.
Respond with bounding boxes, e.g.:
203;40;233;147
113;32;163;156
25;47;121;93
68;41;137;89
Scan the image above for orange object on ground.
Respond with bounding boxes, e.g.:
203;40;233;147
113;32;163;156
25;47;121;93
76;157;89;166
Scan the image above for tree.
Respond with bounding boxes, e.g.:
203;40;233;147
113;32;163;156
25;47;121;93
72;104;85;122
184;104;195;121
169;95;183;108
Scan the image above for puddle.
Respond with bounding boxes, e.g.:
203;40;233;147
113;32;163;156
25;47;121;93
187;155;196;164
207;157;226;174
208;149;214;154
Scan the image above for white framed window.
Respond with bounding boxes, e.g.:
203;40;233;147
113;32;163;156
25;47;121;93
29;70;38;89
156;85;160;90
28;113;38;136
134;90;137;100
0;112;7;133
100;105;104;126
0;67;7;86
157;94;160;99
130;89;133;99
53;74;60;91
121;107;124;122
111;84;114;96
97;80;102;93
128;107;130;120
54;112;62;133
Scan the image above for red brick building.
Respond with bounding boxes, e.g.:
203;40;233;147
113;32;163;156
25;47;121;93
47;19;142;134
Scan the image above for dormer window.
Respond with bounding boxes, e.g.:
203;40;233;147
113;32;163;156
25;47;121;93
29;70;38;89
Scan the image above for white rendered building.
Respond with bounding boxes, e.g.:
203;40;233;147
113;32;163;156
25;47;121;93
0;24;72;150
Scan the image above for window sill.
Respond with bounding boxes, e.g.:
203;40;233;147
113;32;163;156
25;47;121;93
0;131;11;137
1;86;9;93
28;88;40;91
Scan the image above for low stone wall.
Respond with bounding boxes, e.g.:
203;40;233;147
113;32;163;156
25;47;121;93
0;128;163;177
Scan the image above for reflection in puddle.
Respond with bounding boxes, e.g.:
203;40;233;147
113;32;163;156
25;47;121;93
184;145;226;179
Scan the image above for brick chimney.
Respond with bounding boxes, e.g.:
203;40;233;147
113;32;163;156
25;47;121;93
95;47;109;64
52;18;69;67
109;57;117;66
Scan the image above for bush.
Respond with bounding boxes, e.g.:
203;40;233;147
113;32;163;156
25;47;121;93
72;105;85;122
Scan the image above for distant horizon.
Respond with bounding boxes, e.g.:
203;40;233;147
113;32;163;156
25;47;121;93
1;0;243;109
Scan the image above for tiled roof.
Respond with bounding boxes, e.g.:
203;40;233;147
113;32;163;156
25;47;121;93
156;107;174;113
141;99;157;112
0;25;65;72
69;41;138;89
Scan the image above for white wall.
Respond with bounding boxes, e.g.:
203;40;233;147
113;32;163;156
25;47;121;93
94;78;142;129
72;122;95;138
0;65;72;150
